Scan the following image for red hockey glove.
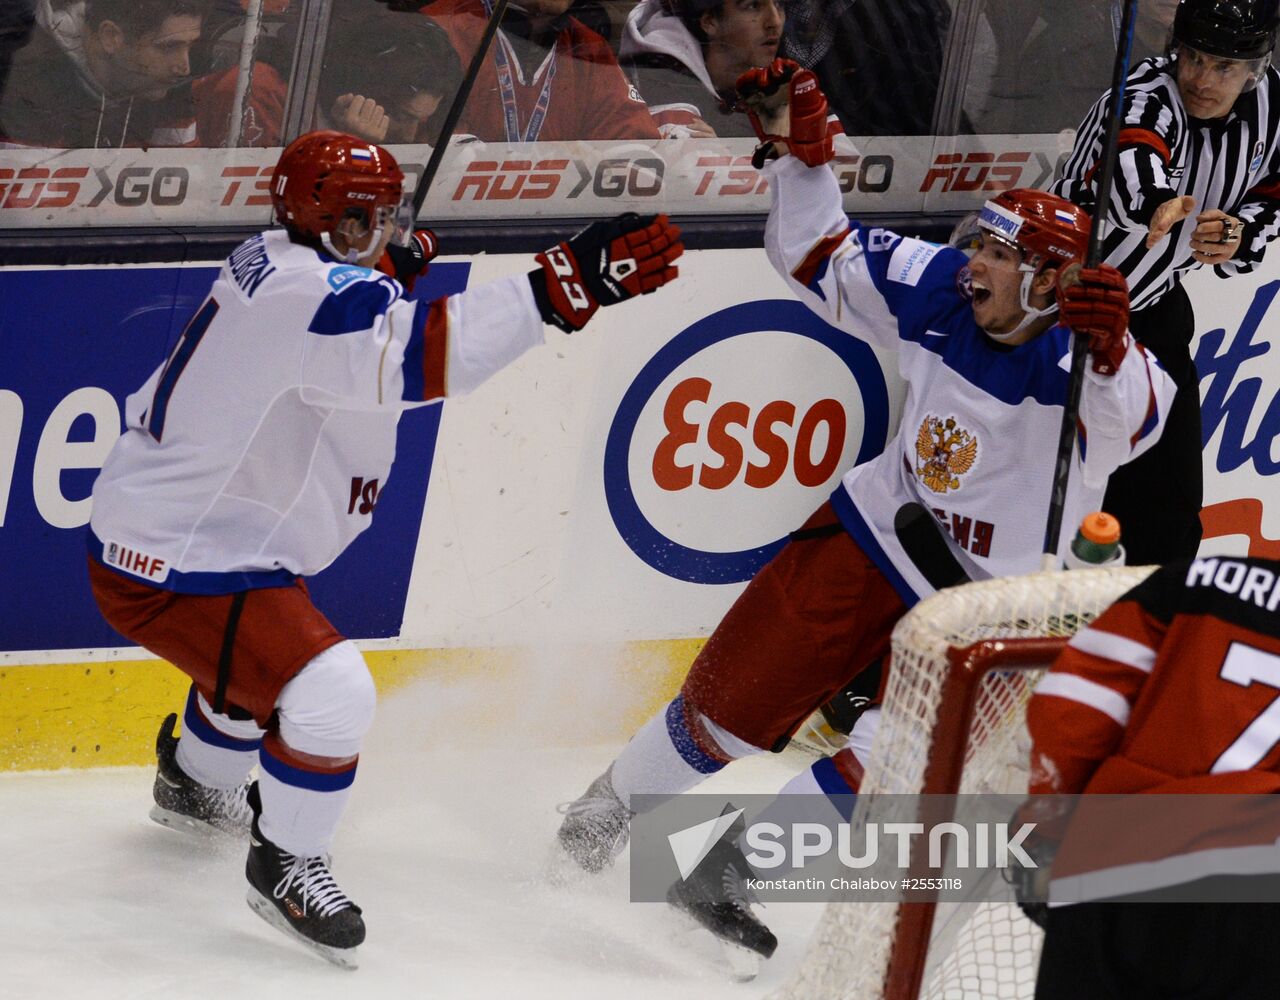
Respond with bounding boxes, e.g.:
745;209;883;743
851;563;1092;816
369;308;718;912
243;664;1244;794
378;229;438;293
530;213;684;332
734;58;835;168
1058;264;1131;376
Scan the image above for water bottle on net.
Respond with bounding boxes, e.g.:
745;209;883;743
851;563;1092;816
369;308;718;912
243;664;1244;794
1063;511;1125;570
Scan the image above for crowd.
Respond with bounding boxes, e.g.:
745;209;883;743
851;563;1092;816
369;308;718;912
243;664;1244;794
0;0;1172;149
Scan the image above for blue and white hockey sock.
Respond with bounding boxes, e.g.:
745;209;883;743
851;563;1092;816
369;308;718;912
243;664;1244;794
610;695;765;811
175;685;263;790
257;733;357;858
255;642;374;857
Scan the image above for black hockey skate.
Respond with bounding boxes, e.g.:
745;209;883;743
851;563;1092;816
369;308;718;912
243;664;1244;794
150;712;254;836
246;814;366;969
556;765;634;873
667;813;777;981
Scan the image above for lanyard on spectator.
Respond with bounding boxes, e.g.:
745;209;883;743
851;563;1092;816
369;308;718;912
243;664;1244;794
483;0;558;142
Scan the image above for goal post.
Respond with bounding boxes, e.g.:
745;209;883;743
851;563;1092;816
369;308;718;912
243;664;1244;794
776;565;1156;1000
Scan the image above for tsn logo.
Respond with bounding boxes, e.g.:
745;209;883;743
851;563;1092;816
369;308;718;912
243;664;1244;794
651;377;846;491
694;154;894;198
222;165;275;207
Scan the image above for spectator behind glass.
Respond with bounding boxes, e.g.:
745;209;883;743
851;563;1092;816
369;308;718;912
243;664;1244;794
0;1;36;110
428;0;660;141
315;5;463;144
0;0;204;148
972;0;1181;136
188;0;289;147
781;0;949;136
193;1;463;147
620;0;785;139
1134;0;1181;59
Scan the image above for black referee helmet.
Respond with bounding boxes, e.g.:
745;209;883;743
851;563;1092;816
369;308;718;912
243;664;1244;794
1173;0;1279;61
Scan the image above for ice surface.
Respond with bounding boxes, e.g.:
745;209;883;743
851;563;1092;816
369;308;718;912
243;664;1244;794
0;667;824;999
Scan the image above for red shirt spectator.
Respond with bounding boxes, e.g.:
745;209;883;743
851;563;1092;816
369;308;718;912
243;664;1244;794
428;0;660;141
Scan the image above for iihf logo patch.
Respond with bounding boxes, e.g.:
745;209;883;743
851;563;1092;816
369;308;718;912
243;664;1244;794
1250;139;1266;174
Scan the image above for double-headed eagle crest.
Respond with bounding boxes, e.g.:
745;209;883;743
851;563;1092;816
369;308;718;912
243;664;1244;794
915;415;978;494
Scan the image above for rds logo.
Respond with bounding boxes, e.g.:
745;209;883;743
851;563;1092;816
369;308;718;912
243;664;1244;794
604;301;889;584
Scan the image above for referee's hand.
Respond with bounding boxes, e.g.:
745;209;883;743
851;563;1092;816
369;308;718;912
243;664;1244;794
1145;195;1196;248
1189;209;1245;264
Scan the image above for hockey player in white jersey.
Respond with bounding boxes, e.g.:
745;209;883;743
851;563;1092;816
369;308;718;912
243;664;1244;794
556;61;1175;962
86;130;682;966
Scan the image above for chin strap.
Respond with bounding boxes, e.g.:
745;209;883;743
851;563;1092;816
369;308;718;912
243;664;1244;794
986;262;1059;343
320;228;382;266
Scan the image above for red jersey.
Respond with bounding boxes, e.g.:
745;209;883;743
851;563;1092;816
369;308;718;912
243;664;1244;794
192;63;287;148
1029;556;1280;797
1028;557;1280;902
429;0;659;142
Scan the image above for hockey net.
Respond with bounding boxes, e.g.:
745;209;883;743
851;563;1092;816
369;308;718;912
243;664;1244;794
776;565;1155;1000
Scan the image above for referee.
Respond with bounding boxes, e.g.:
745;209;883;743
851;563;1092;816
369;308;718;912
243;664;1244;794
1054;0;1280;565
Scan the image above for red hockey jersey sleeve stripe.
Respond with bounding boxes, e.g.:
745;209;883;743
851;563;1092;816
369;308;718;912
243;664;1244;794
1034;672;1132;726
405;298;450;401
792;228;851;291
1067;626;1157;674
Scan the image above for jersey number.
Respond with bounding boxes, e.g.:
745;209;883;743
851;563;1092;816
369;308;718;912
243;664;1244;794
1210;642;1280;774
148;298;219;442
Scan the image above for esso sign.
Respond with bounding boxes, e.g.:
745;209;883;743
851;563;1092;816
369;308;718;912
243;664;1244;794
650;376;847;492
605;301;890;584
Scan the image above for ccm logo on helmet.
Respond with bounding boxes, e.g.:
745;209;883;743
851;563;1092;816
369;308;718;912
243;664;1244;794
603;300;889;584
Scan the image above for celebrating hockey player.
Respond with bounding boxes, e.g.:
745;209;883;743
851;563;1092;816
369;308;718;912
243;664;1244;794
86;130;682;966
1025;554;1280;997
556;60;1175;960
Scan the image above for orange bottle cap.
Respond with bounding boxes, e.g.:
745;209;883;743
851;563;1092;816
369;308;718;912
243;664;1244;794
1080;511;1121;546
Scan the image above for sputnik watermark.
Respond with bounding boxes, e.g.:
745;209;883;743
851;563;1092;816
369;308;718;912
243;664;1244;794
631;793;1043;903
741;820;1037;870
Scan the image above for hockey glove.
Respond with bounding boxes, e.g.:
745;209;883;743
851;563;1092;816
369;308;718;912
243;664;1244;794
1002;798;1071;930
530;213;683;332
1058;263;1131;376
378;229;439;293
734;58;835;169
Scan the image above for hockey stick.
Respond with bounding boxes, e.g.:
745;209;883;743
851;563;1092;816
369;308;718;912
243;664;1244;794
1039;0;1139;571
895;502;970;591
409;0;512;218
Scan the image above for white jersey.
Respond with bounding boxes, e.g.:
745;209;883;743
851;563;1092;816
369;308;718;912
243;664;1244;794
762;156;1176;603
90;230;544;593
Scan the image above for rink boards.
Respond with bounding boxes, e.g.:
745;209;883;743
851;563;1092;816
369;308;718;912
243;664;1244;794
2;249;1279;769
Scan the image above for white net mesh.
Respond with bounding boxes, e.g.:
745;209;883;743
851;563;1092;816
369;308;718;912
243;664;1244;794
775;566;1155;1000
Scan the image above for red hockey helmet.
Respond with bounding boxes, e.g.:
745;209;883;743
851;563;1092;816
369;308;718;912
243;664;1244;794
270;130;406;239
977;189;1091;270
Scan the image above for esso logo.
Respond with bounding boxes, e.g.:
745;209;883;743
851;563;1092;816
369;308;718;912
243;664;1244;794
605;301;889;584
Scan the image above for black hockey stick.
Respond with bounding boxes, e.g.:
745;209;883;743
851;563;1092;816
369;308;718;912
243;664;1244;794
895;502;970;592
1040;0;1140;570
409;0;512;218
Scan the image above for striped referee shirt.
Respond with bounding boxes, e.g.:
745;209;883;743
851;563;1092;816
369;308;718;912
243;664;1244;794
1054;56;1280;311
